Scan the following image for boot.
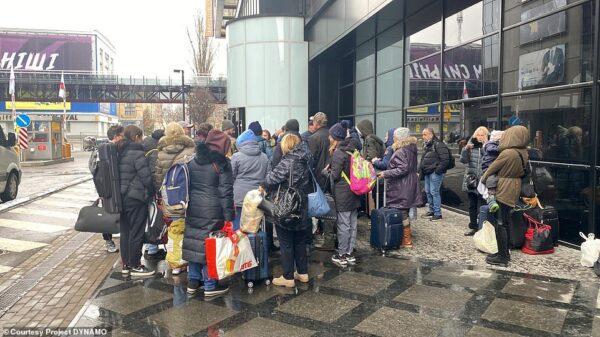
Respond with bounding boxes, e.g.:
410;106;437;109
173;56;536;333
402;222;413;248
487;212;509;267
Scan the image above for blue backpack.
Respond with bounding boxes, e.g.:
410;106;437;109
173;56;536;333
161;162;190;218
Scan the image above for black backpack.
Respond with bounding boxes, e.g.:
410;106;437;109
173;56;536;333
434;142;456;170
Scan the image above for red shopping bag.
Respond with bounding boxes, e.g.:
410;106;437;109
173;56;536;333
521;213;555;255
205;222;258;280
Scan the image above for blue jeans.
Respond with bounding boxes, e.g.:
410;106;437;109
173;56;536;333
188;262;217;291
232;207;242;231
424;173;444;217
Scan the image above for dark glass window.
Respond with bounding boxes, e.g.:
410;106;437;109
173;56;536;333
356;40;375;81
502;3;595;93
501;87;593;165
377;0;404;33
377;23;403;74
405;0;442;62
356;78;375;115
504;0;577;27
339;85;354;116
339;53;355;87
377;68;403;112
405;54;441;106
355;16;376;46
444;0;500;49
376;110;402;139
443;35;499;101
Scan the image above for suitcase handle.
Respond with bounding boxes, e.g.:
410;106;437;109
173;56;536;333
376;177;387;208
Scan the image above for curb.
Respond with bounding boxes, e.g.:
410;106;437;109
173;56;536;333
20;157;75;167
0;176;92;214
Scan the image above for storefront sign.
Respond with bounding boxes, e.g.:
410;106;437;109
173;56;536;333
37;144;46;151
518;44;565;90
4;101;72;111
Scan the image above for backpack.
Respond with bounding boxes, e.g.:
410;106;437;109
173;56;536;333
434;142;455;170
161;162;191;218
91;143;122;214
145;199;168;245
341;150;377;196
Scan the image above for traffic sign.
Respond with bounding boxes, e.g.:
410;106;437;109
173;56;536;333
16;114;31;128
18;127;28;150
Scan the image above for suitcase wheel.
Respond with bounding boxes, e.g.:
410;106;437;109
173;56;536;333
265;279;271;286
247;281;254;288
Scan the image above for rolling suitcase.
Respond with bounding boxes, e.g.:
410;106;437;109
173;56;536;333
527;206;560;247
370;178;403;253
243;222;272;288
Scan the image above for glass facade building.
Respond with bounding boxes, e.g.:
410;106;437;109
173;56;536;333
306;0;599;246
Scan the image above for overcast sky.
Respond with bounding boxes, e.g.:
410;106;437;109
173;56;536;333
0;0;227;78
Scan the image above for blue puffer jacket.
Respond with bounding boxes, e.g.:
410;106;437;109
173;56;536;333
481;140;500;172
373;128;395;170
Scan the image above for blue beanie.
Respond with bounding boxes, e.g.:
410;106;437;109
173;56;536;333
236;129;256;146
329;122;348;141
248;121;262;136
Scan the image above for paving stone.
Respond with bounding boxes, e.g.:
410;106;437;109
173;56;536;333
324;271;395;296
482;298;568;334
394;284;473;313
92;285;171;315
593;315;600;337
148;301;238;337
354;306;445;337
502;277;575;304
466;326;526;337
276;291;362;323
424;265;497;290
359;255;417;275
223;317;315;337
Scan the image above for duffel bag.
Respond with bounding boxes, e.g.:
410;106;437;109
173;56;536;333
75;198;120;234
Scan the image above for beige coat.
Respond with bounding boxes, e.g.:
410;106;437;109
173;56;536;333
154;135;196;190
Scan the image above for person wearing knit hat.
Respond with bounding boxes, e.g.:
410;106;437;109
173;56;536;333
284;119;300;133
236;129;256;147
248;121;262;136
247;120;273;161
195;122;213;143
222;120;235;133
272;119;302;167
329;122;347;141
184;128;234;296
378;126;420;248
221;120;237;158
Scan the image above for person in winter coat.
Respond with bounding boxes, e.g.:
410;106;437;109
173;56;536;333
308;112;330;188
378;127;421;247
248;121;273;161
481;125;530;267
356;119;385;161
184;129;234;296
116;125;155;277
222;120;237;158
195;122;213;142
481;130;503;213
154;122;196;190
231;129;271;230
460;126;489;237
418;128;451;221
372;128;396;170
263;133;311;288
272;119;305;168
326;122;361;266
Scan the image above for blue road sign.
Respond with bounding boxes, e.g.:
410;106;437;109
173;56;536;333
16;114;31;128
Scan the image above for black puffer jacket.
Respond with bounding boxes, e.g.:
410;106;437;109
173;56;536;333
142;136;160;189
117;141;154;203
419;137;451;176
329;137;362;212
264;143;311;231
183;142;234;264
308;127;330;188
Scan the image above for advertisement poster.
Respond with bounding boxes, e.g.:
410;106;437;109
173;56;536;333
518;44;565;90
0;32;93;71
520;0;567;44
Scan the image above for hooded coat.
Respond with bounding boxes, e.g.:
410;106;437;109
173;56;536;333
481;126;530;207
356;120;385;161
153;134;196;190
231;140;271;206
330;137;362;212
459;140;484;193
373;128;395;170
117;141;154;203
142;135;160;184
264;143;311;231
382;137;421;209
183;142;234;264
308;126;330;188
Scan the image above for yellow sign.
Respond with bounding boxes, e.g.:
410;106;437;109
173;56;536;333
51;122;61;133
6;102;71;111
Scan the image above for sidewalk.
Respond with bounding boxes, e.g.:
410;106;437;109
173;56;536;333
67;208;599;337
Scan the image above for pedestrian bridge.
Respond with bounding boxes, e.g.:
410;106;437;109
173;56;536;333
0;70;226;104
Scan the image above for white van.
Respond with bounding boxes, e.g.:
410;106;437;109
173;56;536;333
0;125;21;202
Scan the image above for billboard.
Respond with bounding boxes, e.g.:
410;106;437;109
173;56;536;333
0;32;93;71
518;44;565;90
520;0;567;45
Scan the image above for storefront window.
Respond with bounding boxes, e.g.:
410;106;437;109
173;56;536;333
445;0;499;49
405;104;441;136
443;35;499;101
405;54;441;106
502;3;595;93
501;87;593;165
405;0;442;63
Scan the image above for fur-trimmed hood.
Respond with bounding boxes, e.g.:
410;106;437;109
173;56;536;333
157;134;195;154
194;141;229;167
393;136;418;150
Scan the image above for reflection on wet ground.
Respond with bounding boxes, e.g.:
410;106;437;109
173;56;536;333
74;249;600;337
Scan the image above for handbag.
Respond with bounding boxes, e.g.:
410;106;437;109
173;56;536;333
521;213;554;255
307;167;331;218
75;198;120;234
465;173;479;190
516;150;536;198
261;161;303;222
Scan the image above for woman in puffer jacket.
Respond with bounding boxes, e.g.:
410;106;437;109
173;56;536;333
263;133;311;288
154;122;196;191
378;127;421;248
460;126;489;237
116;125;155;277
372;128;396;170
183;130;234;297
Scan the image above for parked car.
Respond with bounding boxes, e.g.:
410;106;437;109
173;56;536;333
0;125;21;202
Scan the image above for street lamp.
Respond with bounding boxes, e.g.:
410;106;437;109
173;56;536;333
173;69;185;122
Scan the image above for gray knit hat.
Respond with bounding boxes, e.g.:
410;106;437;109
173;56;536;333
393;127;410;141
221;120;235;131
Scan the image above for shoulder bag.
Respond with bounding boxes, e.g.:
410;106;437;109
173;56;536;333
75;198;120;234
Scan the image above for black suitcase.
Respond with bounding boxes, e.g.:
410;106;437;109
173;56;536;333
370;178;403;253
508;203;533;249
527;206;560;247
96;143;122;214
243;223;272;288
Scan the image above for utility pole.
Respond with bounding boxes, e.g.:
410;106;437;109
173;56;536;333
174;69;185;122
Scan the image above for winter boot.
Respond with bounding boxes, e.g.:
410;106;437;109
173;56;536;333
402;221;413;248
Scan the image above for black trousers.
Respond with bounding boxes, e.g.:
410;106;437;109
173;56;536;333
119;200;148;267
102;233;112;241
493;202;512;259
468;192;484;229
276;225;308;280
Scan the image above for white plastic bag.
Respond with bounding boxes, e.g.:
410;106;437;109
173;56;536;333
473;221;498;254
206;232;258;280
240;190;264;233
580;232;600;267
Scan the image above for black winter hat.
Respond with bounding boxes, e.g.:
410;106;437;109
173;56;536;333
284;119;300;132
248;121;262;136
329;122;348;141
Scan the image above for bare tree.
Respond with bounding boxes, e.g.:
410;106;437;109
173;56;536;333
186;13;218;125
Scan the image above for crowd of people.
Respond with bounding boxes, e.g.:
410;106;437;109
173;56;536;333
91;111;532;296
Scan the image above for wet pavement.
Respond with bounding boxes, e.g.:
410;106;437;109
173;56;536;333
74;249;600;337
